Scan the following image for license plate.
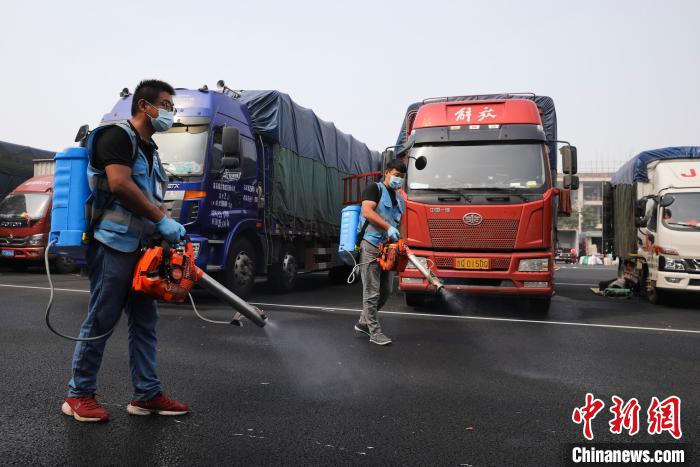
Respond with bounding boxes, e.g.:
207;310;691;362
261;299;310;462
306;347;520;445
455;258;489;269
1;250;14;257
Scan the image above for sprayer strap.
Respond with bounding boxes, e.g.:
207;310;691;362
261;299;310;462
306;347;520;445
356;220;370;250
85;126;140;239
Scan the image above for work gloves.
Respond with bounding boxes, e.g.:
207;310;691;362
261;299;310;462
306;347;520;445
386;226;400;242
156;215;186;242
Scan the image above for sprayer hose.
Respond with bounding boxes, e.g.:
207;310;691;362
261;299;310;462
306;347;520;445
44;239;120;342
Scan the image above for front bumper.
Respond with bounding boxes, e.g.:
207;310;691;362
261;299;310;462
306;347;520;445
399;249;554;296
656;271;700;292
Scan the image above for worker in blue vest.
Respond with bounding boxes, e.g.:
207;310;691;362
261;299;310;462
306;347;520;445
61;80;189;422
354;159;406;345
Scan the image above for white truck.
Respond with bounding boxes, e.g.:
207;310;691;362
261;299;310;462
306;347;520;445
608;147;700;304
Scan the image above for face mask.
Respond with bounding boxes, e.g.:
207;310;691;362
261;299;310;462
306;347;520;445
146;103;174;132
389;175;404;190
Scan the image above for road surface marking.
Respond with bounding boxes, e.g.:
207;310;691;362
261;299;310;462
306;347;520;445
251;302;700;335
1;283;697;335
0;283;88;293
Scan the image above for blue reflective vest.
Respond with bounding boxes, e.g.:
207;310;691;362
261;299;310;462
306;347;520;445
358;182;405;247
86;123;168;253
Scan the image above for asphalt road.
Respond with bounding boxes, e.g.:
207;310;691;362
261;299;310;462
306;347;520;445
0;264;698;466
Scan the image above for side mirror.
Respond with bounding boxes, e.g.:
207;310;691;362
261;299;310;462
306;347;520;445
560;145;578;174
634;199;648;227
634;199;647;218
222;126;240;156
74;124;90;147
660;195;675;208
563;174;579;190
414;156;427;171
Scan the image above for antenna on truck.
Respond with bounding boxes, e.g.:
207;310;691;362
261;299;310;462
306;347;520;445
217;80;241;98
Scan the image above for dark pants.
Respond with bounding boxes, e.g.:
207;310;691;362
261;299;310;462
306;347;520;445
67;241;161;401
359;240;394;334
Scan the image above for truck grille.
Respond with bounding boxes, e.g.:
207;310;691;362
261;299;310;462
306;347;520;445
434;256;511;270
0;236;29;247
427;219;519;250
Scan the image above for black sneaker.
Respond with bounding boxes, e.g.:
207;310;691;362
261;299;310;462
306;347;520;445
354;322;370;336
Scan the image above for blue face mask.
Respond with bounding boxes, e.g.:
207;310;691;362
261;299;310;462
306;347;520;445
147;103;174;132
389;175;404;190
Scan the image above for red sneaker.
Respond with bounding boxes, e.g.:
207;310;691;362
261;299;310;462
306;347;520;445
127;392;189;416
62;395;109;422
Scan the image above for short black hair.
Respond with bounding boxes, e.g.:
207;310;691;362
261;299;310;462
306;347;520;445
623;259;635;267
131;79;176;116
385;159;407;174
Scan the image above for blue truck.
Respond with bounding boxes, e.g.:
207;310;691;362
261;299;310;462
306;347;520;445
92;82;381;298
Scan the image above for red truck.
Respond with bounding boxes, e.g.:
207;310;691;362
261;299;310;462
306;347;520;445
389;94;578;312
0;162;76;273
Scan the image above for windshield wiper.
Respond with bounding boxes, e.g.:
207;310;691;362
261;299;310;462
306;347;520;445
666;222;700;231
161;162;185;181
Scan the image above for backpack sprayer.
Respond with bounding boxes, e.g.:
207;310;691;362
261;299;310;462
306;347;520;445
338;206;444;290
44;133;266;342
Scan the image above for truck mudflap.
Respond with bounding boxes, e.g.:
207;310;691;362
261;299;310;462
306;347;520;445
398;250;554;296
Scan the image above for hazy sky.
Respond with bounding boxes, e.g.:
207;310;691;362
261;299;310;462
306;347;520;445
1;0;698;170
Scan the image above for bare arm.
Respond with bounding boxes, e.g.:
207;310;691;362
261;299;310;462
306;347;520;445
104;164;164;223
361;200;391;232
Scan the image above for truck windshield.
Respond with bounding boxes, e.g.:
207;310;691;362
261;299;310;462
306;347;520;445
152;124;209;177
661;193;700;231
0;193;50;220
407;143;548;192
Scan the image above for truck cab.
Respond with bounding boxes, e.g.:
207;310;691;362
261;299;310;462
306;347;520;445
99;88;265;295
0;175;76;272
394;96;577;311
636;160;700;301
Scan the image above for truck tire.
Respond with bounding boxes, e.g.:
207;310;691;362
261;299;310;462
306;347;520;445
53;256;77;274
405;293;427;307
268;246;297;293
329;265;355;285
647;281;665;305
528;296;551;314
223;238;256;300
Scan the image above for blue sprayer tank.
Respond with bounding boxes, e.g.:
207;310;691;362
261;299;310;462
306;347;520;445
50;147;90;258
338;205;361;265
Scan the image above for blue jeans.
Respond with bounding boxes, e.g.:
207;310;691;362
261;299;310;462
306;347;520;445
68;240;161;401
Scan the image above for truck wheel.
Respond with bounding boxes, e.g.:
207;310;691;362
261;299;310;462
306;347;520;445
223;238;256;300
268;247;297;293
647;281;665;305
53;256;77;274
528;296;551;314
329;265;355;285
405;293;426;307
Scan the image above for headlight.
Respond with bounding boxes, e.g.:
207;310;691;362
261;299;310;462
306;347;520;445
28;233;47;246
405;256;428;269
518;258;549;272
662;257;685;271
